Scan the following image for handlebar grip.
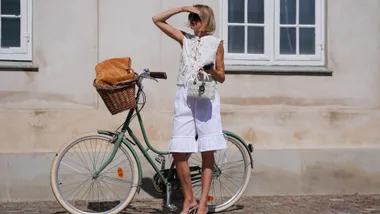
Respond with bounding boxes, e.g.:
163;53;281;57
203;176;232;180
150;72;167;79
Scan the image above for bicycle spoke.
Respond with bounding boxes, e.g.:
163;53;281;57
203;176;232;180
85;180;96;202
98;179;122;201
72;146;92;174
97;179;113;211
99;174;132;184
79;180;95;203
91;140;98;172
99;142;111;170
59;160;91;176
100;157;131;176
193;185;202;197
220;160;245;171
215;177;235;198
83;141;95;172
58;171;89;177
95;139;104;171
219;174;241;190
61;178;91;198
60;179;91;188
192;153;202;163
54;136;137;213
218;177;235;196
211;177;217;204
93;139;100;170
95;180;101;212
97;145;123;173
64;178;91;200
217;177;226;201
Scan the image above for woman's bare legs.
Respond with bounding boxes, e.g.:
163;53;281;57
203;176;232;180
197;151;214;214
172;152;197;213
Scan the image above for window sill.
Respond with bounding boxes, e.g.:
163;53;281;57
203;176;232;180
225;65;333;76
0;61;39;72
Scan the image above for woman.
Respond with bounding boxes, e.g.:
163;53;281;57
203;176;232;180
152;4;227;214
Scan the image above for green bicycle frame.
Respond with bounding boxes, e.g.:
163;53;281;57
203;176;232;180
94;84;173;193
94;108;170;193
94;83;254;193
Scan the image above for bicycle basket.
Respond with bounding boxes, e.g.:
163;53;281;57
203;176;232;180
93;74;138;115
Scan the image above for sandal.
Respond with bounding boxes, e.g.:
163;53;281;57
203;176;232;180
195;207;209;214
179;204;199;214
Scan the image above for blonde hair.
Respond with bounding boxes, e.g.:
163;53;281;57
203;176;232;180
190;4;216;34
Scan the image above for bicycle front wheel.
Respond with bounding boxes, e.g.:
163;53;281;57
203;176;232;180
50;135;139;214
187;134;252;213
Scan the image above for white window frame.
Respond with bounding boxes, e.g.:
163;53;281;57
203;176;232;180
221;0;325;66
0;0;32;61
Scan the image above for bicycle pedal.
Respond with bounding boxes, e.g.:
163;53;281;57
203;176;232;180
167;204;177;212
155;155;165;164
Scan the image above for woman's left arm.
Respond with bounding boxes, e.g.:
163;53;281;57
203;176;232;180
208;41;225;83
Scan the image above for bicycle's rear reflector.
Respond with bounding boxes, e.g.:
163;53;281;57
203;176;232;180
118;167;124;179
208;196;214;201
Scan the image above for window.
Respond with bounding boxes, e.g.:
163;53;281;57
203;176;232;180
222;0;325;66
0;0;32;61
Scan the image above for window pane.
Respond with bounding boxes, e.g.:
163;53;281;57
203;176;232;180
280;27;296;54
280;0;296;24
1;0;20;15
248;27;264;54
299;0;315;24
228;0;244;23
248;0;264;24
228;26;245;53
1;18;21;48
300;28;315;54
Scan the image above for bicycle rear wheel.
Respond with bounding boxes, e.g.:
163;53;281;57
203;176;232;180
50;135;139;214
187;134;251;213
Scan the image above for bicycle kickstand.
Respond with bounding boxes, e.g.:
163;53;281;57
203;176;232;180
166;182;177;212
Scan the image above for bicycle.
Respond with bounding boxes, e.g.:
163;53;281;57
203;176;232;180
50;69;254;214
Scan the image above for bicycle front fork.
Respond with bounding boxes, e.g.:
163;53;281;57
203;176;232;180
94;134;123;177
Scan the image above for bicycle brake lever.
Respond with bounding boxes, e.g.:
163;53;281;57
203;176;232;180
142;68;158;82
148;76;158;82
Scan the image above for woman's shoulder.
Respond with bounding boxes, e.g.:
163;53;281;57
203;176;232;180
203;34;221;43
203;35;222;50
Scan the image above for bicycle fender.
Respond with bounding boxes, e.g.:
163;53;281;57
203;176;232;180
97;130;143;193
222;130;254;169
97;130;118;137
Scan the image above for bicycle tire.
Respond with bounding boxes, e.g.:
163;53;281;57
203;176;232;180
50;135;139;214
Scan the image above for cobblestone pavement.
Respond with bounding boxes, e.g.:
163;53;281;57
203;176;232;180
1;194;380;214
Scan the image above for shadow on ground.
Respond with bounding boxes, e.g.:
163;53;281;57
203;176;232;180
138;177;245;213
47;177;244;213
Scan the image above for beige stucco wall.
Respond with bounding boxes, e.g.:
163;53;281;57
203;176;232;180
0;0;380;201
1;0;380;152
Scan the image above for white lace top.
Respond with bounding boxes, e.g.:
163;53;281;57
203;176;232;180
176;32;221;86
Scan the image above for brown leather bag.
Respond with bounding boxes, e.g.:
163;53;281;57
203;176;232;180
95;57;135;86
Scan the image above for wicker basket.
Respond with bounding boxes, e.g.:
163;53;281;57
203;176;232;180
93;74;138;115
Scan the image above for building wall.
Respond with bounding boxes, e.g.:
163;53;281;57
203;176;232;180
0;0;380;201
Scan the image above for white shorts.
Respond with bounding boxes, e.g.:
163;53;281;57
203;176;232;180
168;86;227;153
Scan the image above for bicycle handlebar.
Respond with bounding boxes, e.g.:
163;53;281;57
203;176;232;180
149;72;167;79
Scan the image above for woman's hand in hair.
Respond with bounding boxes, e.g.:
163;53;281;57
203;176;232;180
181;6;200;14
